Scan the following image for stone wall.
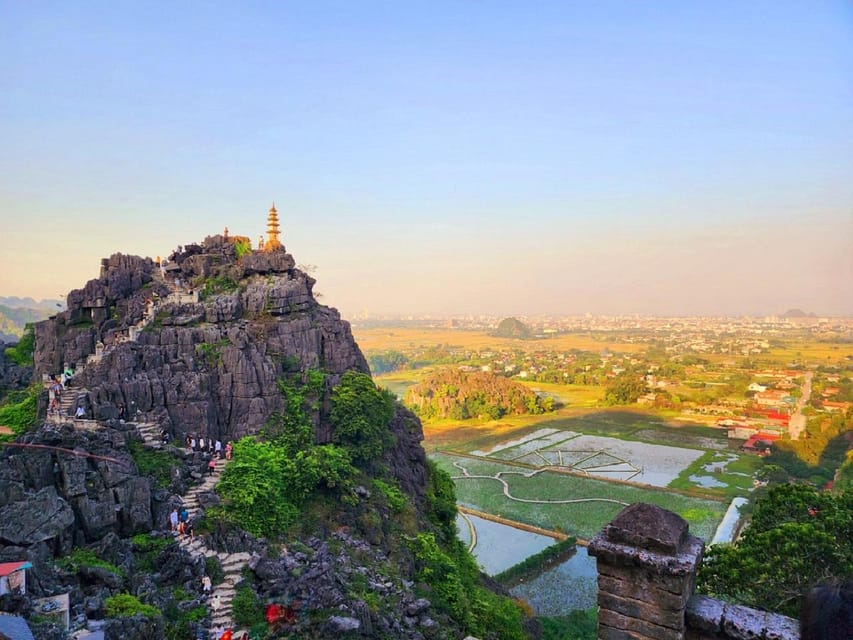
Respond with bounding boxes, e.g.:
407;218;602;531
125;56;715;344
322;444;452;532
588;503;799;640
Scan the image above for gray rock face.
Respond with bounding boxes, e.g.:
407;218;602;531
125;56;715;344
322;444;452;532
35;248;373;444
0;487;75;546
0;426;156;549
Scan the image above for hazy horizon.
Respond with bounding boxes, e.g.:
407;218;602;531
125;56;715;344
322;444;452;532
2;2;852;318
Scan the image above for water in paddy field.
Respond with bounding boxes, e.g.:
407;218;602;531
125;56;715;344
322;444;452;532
510;546;598;614
457;513;556;575
456;513;598;613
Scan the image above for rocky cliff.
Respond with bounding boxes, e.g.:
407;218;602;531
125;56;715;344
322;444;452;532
3;231;513;639
34;236;370;440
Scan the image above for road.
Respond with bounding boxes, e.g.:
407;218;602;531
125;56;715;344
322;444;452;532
788;371;813;440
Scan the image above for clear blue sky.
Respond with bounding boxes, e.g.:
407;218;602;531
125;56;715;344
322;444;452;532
2;1;852;316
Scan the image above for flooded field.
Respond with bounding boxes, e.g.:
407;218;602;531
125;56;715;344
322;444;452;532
510;546;598;614
456;513;558;575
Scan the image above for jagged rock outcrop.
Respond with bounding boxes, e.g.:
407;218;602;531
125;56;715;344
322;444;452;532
0;425;157;551
33;237;373;443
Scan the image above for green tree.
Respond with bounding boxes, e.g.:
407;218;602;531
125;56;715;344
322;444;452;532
215;438;298;537
697;484;853;617
330;371;395;465
603;374;646;405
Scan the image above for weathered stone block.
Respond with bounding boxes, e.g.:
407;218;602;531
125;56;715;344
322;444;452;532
599;573;689;611
599;591;685;631
600;608;687;640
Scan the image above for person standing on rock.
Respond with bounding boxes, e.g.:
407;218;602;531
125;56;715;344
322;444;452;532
202;574;211;596
215;439;222;459
199;436;205;452
170;508;179;532
190;436;197;451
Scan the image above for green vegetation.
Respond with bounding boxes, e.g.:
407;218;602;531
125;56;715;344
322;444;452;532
59;548;123;577
205;556;225;586
195;339;230;367
407;532;528;640
232;584;265;628
200;275;240;300
432;453;727;541
603;373;647;405
330;370;396;465
373;478;407;513
215;371;358;538
367;349;409;374
697;484;853;617
105;593;159;619
0;384;40;440
406;369;553;421
3;323;35;365
539;610;598;640
131;533;173;571
767;411;852;485
234;239;252;259
128;440;174;488
493;537;577;584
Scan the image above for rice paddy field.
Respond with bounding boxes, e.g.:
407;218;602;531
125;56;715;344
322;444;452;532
432;452;729;541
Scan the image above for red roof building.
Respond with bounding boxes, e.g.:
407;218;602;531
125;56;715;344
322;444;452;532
0;561;32;596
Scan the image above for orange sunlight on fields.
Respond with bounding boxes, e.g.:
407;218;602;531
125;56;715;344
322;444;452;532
352;328;644;354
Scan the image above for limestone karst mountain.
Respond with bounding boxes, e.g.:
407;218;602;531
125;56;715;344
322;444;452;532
0;227;532;640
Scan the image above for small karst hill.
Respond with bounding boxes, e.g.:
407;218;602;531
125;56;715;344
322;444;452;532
493;316;531;338
0;218;536;640
405;368;553;420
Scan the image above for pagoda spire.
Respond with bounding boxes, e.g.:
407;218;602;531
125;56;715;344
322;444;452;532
265;201;282;251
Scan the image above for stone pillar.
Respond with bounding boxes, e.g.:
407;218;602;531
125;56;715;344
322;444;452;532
588;503;705;640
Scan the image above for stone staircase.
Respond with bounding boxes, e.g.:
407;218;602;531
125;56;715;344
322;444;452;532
134;423;248;636
176;457;249;635
47;271;249;635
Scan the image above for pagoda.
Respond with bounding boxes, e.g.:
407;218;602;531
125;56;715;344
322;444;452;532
264;202;283;251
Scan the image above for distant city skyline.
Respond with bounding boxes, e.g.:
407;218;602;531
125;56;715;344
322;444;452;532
2;2;851;317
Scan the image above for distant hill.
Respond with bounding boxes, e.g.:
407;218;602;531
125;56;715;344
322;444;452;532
0;304;56;342
405;368;553;420
493;316;531;338
780;308;817;318
0;296;64;311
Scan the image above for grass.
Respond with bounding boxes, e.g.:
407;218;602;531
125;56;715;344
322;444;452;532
432;453;727;541
668;451;763;498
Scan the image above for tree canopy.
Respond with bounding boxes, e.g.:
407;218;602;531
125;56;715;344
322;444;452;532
697;483;853;617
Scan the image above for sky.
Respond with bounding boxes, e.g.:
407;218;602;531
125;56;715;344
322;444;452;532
1;1;852;317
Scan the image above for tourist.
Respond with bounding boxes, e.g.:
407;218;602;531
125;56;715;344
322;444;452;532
190;436;197;451
208;458;217;475
212;594;222;613
170;508;179;532
117;402;126;422
215;439;222;459
185;519;194;541
225;442;233;460
75;405;86;419
199;436;205;452
202;574;212;595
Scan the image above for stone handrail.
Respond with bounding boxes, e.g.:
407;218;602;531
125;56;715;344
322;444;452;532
588;503;799;640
